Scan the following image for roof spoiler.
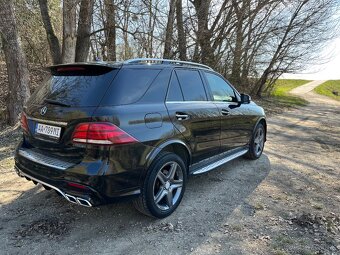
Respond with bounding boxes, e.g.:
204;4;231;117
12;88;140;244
47;62;122;75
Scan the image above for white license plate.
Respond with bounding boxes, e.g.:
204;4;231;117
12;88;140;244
36;123;61;138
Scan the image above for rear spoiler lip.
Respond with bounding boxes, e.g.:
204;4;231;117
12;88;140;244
45;61;123;72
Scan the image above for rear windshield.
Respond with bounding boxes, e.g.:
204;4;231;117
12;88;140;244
29;66;118;107
100;68;161;106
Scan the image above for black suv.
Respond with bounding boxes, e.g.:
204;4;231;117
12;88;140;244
15;58;266;218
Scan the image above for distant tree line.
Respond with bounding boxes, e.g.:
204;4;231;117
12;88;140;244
0;0;338;124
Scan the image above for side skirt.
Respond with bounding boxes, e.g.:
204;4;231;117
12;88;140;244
190;147;249;175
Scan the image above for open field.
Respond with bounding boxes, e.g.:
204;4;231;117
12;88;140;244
314;80;340;101
270;79;310;107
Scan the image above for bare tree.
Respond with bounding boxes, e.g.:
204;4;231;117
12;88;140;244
176;0;186;60
105;0;116;61
122;0;132;59
229;0;245;85
75;0;95;62
191;0;214;66
38;0;62;64
62;0;77;63
0;0;30;125
253;0;336;96
163;0;177;58
190;0;232;67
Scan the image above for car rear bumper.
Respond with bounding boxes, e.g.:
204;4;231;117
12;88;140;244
15;165;97;207
14;142;148;207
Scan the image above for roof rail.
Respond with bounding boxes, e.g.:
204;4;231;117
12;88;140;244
124;58;213;70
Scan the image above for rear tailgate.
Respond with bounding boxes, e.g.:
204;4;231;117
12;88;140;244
22;64;119;160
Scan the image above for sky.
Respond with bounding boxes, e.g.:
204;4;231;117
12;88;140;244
282;36;340;81
282;5;340;81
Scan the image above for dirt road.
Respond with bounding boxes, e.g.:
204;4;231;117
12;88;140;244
0;81;339;255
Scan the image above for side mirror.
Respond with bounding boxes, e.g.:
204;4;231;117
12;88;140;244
240;94;251;104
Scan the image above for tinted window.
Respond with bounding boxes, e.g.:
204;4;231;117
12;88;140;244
176;70;207;101
205;72;237;102
100;68;161;106
29;68;118;107
167;72;184;101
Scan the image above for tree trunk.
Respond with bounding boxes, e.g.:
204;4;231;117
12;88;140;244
38;0;62;64
105;0;116;61
147;0;153;57
192;0;215;67
230;19;243;86
122;0;131;59
176;0;186;61
62;0;77;63
0;0;30;125
253;2;308;97
75;0;94;62
163;0;177;59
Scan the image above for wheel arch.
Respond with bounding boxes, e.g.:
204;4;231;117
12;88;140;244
255;117;267;141
146;139;192;171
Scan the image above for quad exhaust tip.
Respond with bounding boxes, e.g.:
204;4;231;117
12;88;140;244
15;166;93;207
64;194;92;207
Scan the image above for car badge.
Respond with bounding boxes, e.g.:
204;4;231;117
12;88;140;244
40;106;48;116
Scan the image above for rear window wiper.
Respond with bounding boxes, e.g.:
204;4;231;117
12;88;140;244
44;99;71;107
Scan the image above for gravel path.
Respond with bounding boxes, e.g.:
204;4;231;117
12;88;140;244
0;81;339;255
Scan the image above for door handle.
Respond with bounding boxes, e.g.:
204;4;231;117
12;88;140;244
175;112;189;120
221;109;230;115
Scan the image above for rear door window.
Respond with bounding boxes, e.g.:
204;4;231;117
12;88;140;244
29;66;118;107
166;72;184;101
175;69;207;101
100;68;161;106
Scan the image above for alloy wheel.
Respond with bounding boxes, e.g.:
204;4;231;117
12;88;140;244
152;161;184;211
254;127;265;157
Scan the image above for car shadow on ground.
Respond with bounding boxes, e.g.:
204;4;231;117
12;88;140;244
0;154;271;254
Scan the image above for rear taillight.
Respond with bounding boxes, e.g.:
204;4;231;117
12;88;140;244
20;112;29;133
72;122;138;145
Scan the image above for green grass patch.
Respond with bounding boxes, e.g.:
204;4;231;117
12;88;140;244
314;80;340;101
270;79;310;107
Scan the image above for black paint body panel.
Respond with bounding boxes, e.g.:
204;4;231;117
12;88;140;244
14;62;266;205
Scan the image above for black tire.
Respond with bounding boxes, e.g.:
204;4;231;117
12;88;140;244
133;152;187;218
245;123;265;160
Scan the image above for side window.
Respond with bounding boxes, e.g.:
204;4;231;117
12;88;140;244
167;72;184;101
100;68;161;106
205;72;237;102
175;69;207;101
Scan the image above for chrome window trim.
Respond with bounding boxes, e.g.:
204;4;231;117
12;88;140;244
165;101;214;104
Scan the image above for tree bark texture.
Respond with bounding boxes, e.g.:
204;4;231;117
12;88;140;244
62;0;77;63
75;0;94;62
0;0;31;125
176;0;186;60
230;1;244;86
163;0;177;59
105;0;116;61
38;0;62;64
192;0;215;67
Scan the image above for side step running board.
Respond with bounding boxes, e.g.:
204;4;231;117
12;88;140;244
191;149;248;175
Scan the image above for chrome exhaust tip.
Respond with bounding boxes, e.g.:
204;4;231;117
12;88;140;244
15;166;93;208
76;197;92;207
65;194;78;204
65;194;92;207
